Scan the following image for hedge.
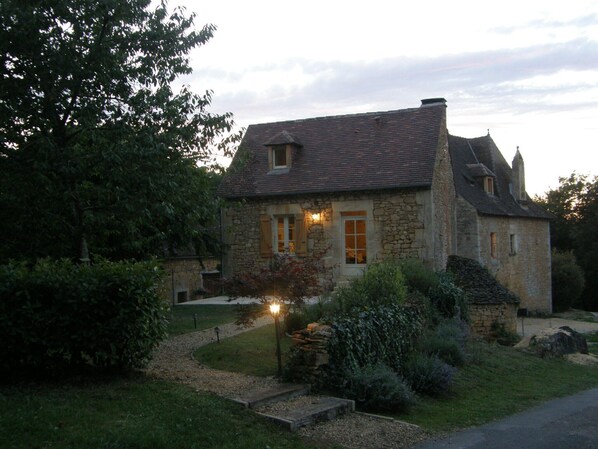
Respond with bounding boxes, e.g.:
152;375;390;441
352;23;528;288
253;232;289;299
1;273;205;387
0;259;167;377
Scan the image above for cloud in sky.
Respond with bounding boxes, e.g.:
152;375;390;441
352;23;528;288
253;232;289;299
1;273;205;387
174;0;598;195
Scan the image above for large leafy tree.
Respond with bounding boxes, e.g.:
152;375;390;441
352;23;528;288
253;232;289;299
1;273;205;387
0;0;236;261
536;173;598;310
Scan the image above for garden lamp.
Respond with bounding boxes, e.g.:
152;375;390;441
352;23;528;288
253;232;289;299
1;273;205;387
269;302;282;377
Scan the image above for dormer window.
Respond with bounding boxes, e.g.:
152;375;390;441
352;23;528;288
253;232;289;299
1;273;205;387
273;145;288;168
484;176;494;195
466;163;496;196
264;130;302;173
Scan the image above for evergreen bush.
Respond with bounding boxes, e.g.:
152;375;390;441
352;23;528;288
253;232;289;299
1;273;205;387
404;353;456;396
325;304;422;387
0;259;167;377
429;272;469;322
343;364;414;412
420;334;466;367
400;259;439;295
333;262;407;313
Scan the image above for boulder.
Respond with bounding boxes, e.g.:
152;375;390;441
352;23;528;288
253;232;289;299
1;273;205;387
525;326;588;358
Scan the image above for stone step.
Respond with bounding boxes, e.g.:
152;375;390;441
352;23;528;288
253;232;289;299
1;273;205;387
256;396;355;431
235;383;311;409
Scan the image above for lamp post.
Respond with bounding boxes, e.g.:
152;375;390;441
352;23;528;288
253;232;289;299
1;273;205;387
269;302;282;378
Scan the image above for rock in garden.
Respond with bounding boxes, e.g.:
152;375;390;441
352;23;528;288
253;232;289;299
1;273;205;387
525;326;588;358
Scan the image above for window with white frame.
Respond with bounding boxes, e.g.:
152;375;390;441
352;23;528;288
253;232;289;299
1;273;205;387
343;211;367;265
276;216;295;254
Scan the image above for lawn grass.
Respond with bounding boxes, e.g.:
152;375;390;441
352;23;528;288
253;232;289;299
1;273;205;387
194;324;293;377
194;326;598;432
401;340;598;431
552;309;598;323
586;331;598;356
166;304;238;336
0;376;330;449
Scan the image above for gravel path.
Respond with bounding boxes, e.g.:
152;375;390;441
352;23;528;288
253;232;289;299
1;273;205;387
145;315;279;397
145;317;431;449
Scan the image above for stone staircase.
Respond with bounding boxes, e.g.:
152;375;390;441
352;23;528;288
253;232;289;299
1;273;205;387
233;383;355;431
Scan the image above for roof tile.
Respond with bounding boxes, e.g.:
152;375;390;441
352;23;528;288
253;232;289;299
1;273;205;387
219;105;446;198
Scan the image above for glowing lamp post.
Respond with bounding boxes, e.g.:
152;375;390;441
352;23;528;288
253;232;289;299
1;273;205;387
269;302;283;378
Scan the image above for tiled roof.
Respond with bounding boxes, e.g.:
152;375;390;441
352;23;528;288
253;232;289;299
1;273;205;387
448;134;552;220
218;103;446;198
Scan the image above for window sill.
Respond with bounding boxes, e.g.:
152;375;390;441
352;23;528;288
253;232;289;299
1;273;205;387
268;167;290;175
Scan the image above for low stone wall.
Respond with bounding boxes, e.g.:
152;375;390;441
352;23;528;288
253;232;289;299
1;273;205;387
289;323;332;384
469;302;518;338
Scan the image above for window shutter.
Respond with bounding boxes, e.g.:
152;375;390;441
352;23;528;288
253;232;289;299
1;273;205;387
260;215;273;258
295;214;308;257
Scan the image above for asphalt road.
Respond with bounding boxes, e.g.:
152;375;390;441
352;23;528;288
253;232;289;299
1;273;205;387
410;388;598;449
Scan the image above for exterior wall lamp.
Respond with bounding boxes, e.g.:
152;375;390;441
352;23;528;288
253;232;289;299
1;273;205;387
311;212;322;224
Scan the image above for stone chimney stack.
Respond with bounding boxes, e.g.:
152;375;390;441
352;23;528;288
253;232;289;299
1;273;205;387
512;147;527;204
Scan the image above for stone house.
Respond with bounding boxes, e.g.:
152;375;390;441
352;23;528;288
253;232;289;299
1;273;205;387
159;246;220;305
218;98;552;318
449;134;552;314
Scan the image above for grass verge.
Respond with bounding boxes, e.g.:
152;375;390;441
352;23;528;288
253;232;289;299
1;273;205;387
0;376;330;449
401;339;598;430
194;323;292;377
166;304;237;336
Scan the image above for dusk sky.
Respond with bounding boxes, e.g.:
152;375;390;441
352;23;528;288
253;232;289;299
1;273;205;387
173;0;598;196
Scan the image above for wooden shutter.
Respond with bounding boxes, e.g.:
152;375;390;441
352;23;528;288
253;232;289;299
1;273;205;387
260;215;273;258
295;214;308;257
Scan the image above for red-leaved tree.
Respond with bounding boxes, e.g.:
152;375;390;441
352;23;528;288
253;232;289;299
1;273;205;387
222;253;329;327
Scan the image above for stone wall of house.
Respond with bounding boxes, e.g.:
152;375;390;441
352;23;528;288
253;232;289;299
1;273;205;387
455;197;481;260
160;258;204;305
455;199;552;313
478;216;551;313
430;111;457;271
469;302;518;338
221;188;439;284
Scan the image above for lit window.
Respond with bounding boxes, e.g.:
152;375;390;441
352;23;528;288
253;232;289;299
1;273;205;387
273;146;287;168
276;216;295;254
490;232;497;259
343;212;367;265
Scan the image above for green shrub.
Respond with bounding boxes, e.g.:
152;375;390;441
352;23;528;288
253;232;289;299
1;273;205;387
490;320;521;346
429;272;469;322
551;250;585;312
400;259;439;295
0;259;167;377
333;262;407;313
404;353;456;396
284;309;310;333
343;364;414;412
434;317;469;347
420;334;466;367
325;304;422;387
